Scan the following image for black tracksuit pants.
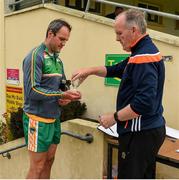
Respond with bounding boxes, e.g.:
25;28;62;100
117;126;166;179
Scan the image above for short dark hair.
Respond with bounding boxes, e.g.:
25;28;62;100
46;19;72;38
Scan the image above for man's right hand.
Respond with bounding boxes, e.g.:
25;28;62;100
71;68;92;83
61;90;81;101
71;66;107;82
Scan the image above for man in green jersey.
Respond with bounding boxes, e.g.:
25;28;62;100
23;19;81;179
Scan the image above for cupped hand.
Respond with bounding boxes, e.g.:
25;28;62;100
62;90;81;101
58;99;71;106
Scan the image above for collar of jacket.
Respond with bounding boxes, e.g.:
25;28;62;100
41;43;59;59
130;34;150;53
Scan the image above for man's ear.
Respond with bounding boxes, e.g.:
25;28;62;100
132;26;137;33
47;30;54;38
132;26;141;37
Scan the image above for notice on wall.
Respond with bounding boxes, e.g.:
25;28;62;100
6;86;23;113
7;68;20;85
105;54;130;87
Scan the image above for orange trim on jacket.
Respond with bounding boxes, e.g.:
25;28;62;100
128;53;162;64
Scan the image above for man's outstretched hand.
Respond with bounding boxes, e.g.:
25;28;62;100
71;68;92;84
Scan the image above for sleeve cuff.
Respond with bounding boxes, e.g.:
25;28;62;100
130;104;140;115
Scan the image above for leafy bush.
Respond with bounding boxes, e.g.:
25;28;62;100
9;108;24;139
61;101;87;122
0;120;8;145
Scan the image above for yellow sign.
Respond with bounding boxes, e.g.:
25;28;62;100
6;86;23;113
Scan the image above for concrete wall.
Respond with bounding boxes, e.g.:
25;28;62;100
156;162;179;179
0;138;29;178
0;119;107;179
0;0;6;116
3;4;179;129
53;119;107;179
0;119;178;179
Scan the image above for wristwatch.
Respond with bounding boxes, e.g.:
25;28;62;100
114;112;119;122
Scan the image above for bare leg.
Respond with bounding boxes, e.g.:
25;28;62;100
26;151;47;179
40;144;58;179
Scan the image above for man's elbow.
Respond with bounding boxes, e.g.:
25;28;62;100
131;100;155;115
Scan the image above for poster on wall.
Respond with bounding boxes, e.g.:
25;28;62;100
7;68;20;85
105;54;129;86
6;86;23;113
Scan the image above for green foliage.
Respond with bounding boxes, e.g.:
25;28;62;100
61;101;87;122
9;108;24;139
0;120;8;145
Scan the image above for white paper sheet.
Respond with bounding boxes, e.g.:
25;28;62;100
166;126;179;139
97;124;118;138
97;124;179;139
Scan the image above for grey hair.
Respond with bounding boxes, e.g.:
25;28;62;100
123;9;147;34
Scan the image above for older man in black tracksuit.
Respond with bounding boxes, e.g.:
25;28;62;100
72;9;165;178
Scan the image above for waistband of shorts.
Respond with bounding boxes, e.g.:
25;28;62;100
25;113;55;123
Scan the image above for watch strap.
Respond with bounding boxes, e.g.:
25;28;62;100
114;112;118;122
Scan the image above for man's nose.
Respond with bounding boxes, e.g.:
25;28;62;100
116;37;120;41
